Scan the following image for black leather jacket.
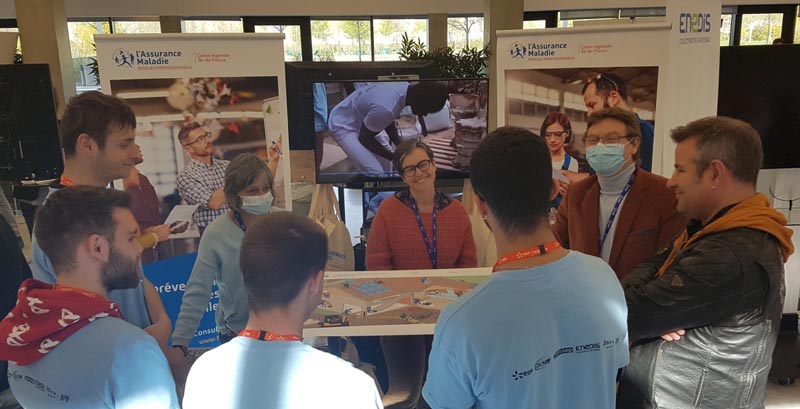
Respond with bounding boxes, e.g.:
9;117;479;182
617;227;785;409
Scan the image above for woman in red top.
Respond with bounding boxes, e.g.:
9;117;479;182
366;140;477;409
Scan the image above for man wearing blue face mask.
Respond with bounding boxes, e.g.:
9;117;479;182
552;108;685;280
172;153;277;354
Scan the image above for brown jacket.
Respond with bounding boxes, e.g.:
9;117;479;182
552;168;686;279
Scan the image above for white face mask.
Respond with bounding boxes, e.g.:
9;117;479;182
240;192;273;215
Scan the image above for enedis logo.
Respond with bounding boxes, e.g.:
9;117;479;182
113;47;183;68
508;41;568;59
679;13;712;34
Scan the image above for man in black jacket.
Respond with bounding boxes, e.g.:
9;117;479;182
618;116;795;409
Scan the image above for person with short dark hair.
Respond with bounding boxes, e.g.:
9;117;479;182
618;116;795;409
182;212;382;408
552;107;685;279
172;153;278;350
327;82;449;176
582;72;655;171
367;140;476;408
422;127;628;408
175;122;230;232
0;187;178;408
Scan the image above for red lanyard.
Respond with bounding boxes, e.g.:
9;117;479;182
492;240;562;272
238;329;302;342
54;284;107;301
60;175;77;187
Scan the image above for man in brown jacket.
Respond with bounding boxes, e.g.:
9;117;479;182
552;107;685;279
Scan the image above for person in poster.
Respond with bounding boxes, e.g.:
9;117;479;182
582;72;654;172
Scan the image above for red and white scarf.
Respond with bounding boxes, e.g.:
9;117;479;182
0;279;122;366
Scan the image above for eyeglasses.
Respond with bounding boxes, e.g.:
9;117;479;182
400;159;433;177
587;72;620;94
544;130;569;139
182;131;212;147
585;134;634;147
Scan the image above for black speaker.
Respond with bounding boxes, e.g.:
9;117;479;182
0;63;63;182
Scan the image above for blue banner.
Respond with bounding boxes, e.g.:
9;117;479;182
142;252;220;349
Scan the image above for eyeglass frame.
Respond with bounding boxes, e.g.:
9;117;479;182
400;159;434;177
182;131;212;147
544;130;570;139
584;133;636;147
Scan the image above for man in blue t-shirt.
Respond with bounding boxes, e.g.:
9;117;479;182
583;72;654;172
422;127;628;409
0;187;178;408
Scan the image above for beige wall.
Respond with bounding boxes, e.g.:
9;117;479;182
1;0;799;19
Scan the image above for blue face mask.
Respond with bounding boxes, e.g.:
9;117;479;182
586;143;628;176
240;191;274;216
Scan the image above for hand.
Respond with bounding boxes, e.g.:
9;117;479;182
151;224;171;241
557;180;569;197
660;329;685;342
268;136;283;163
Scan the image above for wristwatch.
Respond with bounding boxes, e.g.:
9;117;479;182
172;344;188;357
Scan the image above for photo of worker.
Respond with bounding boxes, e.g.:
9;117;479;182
109;76;286;257
315;79;489;183
504;67;658;173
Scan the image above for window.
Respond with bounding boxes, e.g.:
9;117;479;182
795;14;800;43
373;18;427;61
254;25;303;61
113;20;161;34
739;13;783;45
720;14;733;46
447;16;484;50
523;20;547;29
0;27;20;59
311;19;372;62
67;21;111;89
182;19;243;33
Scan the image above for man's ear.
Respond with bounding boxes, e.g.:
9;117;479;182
84;233;111;263
475;194;489;219
308;270;325;296
607;91;622;107
76;133;97;154
708;159;726;183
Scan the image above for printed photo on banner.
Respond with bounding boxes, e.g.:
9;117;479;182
109;75;284;262
314;79;489;183
504;67;658;175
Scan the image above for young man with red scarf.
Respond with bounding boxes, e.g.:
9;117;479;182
0;186;178;408
182;212;382;408
618;117;795;409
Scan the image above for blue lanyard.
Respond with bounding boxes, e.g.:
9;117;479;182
599;170;636;250
409;196;438;269
233;211;247;232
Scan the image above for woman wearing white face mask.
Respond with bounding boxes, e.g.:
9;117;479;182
552;108;685;280
172;154;276;353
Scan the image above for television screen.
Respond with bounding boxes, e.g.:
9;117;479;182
315;78;489;184
0;64;62;181
718;45;800;169
284;61;435;150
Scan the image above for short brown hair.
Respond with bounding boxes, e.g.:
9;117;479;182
392;139;435;174
670;116;762;185
239;212;328;311
177;122;203;145
34;186;132;273
585;107;641;163
60;92;136;159
223;153;274;211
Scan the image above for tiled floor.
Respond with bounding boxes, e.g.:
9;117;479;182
767;380;800;408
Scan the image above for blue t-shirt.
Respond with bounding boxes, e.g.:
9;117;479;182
8;318;178;408
183;337;382;408
637;117;654;172
423;251;629;409
31;238;152;329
